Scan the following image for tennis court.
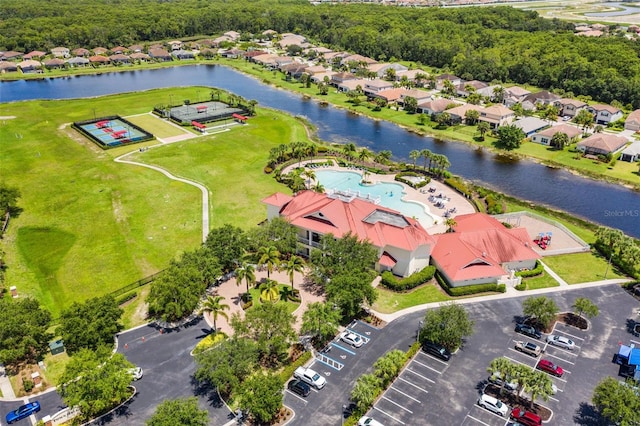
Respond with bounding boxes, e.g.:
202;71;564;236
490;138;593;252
169;101;245;125
74;116;154;149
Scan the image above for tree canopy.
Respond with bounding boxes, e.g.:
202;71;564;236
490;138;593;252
522;296;558;329
419;302;474;351
592;377;640;426
147;398;209;426
59;295;123;354
0;297;52;369
309;232;378;284
204;224;248;273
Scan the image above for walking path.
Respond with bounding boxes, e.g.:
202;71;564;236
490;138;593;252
0;365;16;399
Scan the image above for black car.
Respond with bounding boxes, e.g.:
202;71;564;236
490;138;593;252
422;341;451;361
287;379;311;397
515;323;542;339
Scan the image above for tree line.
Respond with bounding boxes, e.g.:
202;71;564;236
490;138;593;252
1;0;639;107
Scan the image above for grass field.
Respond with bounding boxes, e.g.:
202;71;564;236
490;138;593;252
372;283;452;314
125;113;190;139
541;252;627;283
0;88;310;318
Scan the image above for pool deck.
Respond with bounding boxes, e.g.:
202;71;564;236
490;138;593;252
284;162;477;235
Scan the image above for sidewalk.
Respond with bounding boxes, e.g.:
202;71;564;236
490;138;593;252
0;365;16;399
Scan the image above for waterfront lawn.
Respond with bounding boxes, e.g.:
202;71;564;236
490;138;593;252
542;252;627;284
0;88;307;318
372;283;451;314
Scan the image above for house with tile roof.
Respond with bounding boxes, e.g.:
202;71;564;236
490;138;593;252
531;124;582;145
263;190;435;277
430;213;540;287
577;133;628;156
521;90;561;111
363;79;396;97
587;104;623;125
554;98;587;118
366;63;408;78
620;142;640;162
625;109;640;132
478;105;515;128
417;98;456;116
51;47;70;58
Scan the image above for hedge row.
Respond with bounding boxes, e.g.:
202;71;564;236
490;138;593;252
444;177;473;197
436;272;506;296
395;174;430;189
278;351;312;385
380;266;436;291
515;261;544;278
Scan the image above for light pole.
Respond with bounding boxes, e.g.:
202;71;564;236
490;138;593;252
416;320;424;343
341;404;347;426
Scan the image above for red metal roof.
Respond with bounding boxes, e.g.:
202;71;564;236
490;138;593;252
232;113;247;120
379;251;397;267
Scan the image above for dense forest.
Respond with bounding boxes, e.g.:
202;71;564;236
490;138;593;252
2;0;640;107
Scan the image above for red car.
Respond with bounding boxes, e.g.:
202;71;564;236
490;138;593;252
511;406;542;426
536;359;564;377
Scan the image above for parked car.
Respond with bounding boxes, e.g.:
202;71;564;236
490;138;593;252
128;367;143;380
294;366;326;389
287;379;311;397
515;323;542;339
488;372;518;392
6;401;41;424
477;394;508;416
514;341;542;357
537;359;564;377
422;340;451;361
511;406;542;426
546;335;575;350
340;331;364;348
357;416;384;426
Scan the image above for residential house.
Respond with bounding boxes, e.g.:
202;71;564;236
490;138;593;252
363;79;395;97
531;124;582;145
109;54;131;64
168;40;183;51
476;84;501;99
66;57;90;67
0;62;18;73
417;98;456;116
212;36;233;46
554;98;587;118
111;46;127;54
521;90;561;111
128;45;144;53
304;65;327;75
0;51;24;61
330;72;358;87
340;54;377;68
512;117;549;137
92;47;109;55
503;85;531;107
278;35;308;49
72;48;90;57
220;49;244;59
129;52;150;62
251;53;279;68
398;89;432;106
373;88;404;103
577;30;604;37
395;69;428;85
620;142;640;162
281;63;308;80
244;50;267;60
17;59;42;73
446;104;483;124
430;213;540;288
223;31;241;40
478;105;515;128
148;48;172;61
43;58;65;69
625;109;640;132
455;80;488;97
172;49;195;60
435;74;462;91
24;51;46;60
51;47;70;58
88;55;110;66
587;104;623;125
310;71;337;84
262;190;435;277
366;63;408;78
576;133;628;156
337;79;364;93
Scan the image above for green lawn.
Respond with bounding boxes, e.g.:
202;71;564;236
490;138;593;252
247;284;300;315
542;252;627;284
125;113;190;139
0;88;310;318
521;273;561;290
372;283;451;314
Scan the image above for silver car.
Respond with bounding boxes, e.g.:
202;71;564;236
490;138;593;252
546;335;575;350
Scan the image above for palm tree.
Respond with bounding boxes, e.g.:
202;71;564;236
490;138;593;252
358;148;372;163
477;122;490;141
445;218;457;233
279;285;296;302
525;371;554;409
257;245;280;279
235;262;255;293
487;357;516;396
343;142;357;161
259;279;280;302
200;295;229;332
282;255;305;290
311;182;325;194
410;150;420;170
302;169;316;189
420;149;432;172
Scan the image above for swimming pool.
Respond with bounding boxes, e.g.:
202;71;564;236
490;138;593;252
315;170;435;227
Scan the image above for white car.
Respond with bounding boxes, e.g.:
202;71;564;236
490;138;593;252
358;416;384;426
477;394;508;417
546;335;575;350
340;331;364;348
128;367;143;380
488;372;517;392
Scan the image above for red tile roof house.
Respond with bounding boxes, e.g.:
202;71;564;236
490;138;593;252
576;133;628;156
430;213;540;288
625;109;640;132
50;47;70;58
24;51;47;60
417;98;457;116
531;123;582;145
262;190;435;277
587;104;623;125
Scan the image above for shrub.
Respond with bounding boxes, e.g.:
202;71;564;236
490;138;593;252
264;166;273;174
381;266;436;291
515;261;544;278
23;379;34;393
278;351;312;384
436;272;504;296
116;291;138;306
515;283;527;291
445;177;473;197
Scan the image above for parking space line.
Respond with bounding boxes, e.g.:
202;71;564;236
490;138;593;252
465;414;491;425
344;328;370;344
381;395;413;413
388;386;421;403
417;351;449;366
397;376;429;393
549;396;559;402
551;328;585;341
315;354;344;371
630;338;640;346
331;342;356;355
405;367;435;383
373;406;405;425
285;390;308;403
546;341;581;353
474;404;510;421
546;352;576;365
412;358;443;374
504;352;537;366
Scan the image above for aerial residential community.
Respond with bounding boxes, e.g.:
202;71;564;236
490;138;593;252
0;1;639;425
